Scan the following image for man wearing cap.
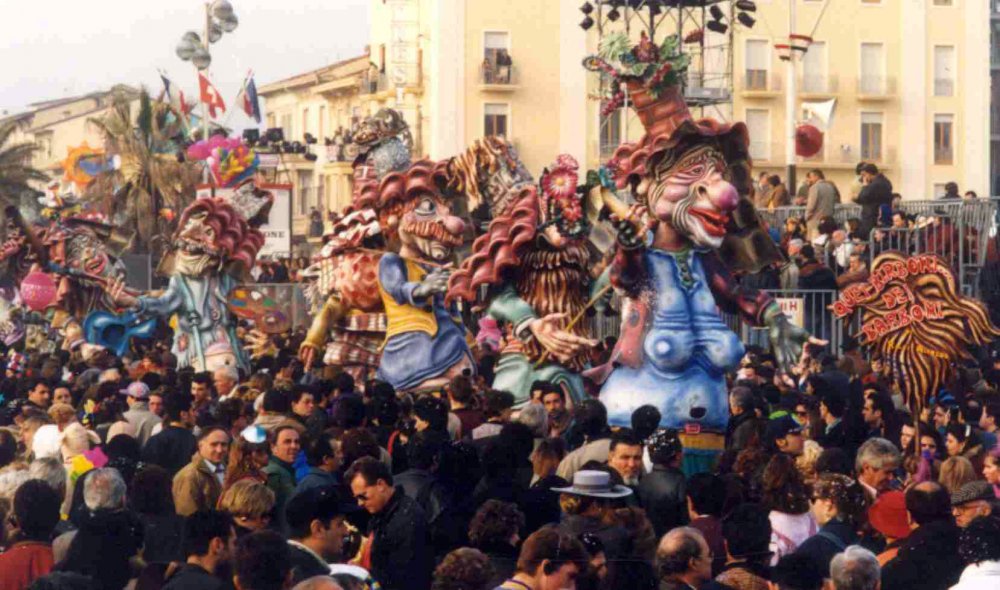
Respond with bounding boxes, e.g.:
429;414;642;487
766;415;804;457
951;481;995;528
285;485;356;585
122;381;161;446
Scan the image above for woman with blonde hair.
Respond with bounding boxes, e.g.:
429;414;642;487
218;479;275;535
939;455;976;495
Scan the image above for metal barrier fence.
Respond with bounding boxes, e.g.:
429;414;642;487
245;283;312;330
757;199;999;296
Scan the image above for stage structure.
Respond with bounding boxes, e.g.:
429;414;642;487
583;0;753;161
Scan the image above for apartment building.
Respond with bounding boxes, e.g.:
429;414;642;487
734;0;989;199
257;55;370;241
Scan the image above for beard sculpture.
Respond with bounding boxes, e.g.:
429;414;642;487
373;160;473;393
447;139;599;405
595;89;809;440
123;190;268;372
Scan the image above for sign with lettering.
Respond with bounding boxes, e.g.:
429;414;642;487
196;183;293;258
776;297;805;328
832;252;1000;413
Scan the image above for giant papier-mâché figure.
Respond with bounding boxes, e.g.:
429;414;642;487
113;181;271;372
373;159;472;393
446;138;599;405
587;32;816;433
298;108;414;379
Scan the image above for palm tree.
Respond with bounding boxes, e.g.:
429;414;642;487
0;117;48;205
86;88;201;255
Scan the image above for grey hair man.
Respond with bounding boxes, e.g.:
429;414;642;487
656;526;713;590
83;467;127;511
214;365;240;399
292;576;344;590
830;546;880;590
855;437;901;497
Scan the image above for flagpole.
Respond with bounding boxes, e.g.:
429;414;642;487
202;1;211;144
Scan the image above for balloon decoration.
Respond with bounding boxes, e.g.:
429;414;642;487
20;271;59;312
186;136;259;188
795;124;823;158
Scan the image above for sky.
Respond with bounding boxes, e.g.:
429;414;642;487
0;0;371;126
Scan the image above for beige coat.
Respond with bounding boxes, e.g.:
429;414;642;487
172;454;222;516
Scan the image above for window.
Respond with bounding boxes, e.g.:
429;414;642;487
483;32;511;84
861;0;881;4
298;171;312;215
318;106;326;140
932;0;952;5
301;108;310;139
860;43;885;94
600;109;621;159
745;39;769;90
280;113;292;141
745;109;770;160
934;114;954;164
484;103;509;137
934;46;955;97
861;112;883;160
802;41;827;93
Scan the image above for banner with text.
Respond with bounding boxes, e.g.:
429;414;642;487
195;183;292;258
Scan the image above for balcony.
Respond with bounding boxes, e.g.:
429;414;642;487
479;62;518;91
741;70;782;98
934;78;955;97
857;76;896;100
934;146;955;165
800;74;839;96
358;71;389;95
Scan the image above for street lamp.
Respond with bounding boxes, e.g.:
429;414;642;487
176;1;239;140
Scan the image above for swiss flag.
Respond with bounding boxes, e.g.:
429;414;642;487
198;73;226;119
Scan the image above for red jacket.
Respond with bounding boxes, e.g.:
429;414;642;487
0;541;54;590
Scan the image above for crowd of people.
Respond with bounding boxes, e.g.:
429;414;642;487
0;320;999;590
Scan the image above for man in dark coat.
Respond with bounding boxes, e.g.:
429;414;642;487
347;457;432;590
162;510;234;590
142;393;197;477
725;386;763;452
638;429;689;538
855;163;893;240
285;486;355;585
881;482;964;590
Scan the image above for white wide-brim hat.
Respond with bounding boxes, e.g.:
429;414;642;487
552;469;633;499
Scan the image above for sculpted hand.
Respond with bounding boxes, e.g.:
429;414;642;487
244;329;277;359
109;278;138;308
412;266;452;300
765;306;828;375
611;204;648;250
299;343;318;371
528;313;598;363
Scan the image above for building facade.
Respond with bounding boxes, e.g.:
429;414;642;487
2;85;137;186
257;55;370;243
734;0;990;200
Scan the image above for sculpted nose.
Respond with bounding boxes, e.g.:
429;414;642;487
696;177;739;212
443;215;466;235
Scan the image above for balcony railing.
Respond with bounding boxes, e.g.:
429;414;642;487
800;73;838;94
934;146;955;165
934;78;955;97
480;62;517;86
358;71;389;95
857;75;896;97
742;70;782;94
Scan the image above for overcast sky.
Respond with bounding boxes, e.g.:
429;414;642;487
0;0;370;124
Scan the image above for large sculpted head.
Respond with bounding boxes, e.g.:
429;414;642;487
170;198;265;277
377;160;465;263
610;128;750;250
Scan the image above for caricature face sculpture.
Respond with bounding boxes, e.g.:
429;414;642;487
373;160;472;393
447;139;598;405
134;193;268;372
